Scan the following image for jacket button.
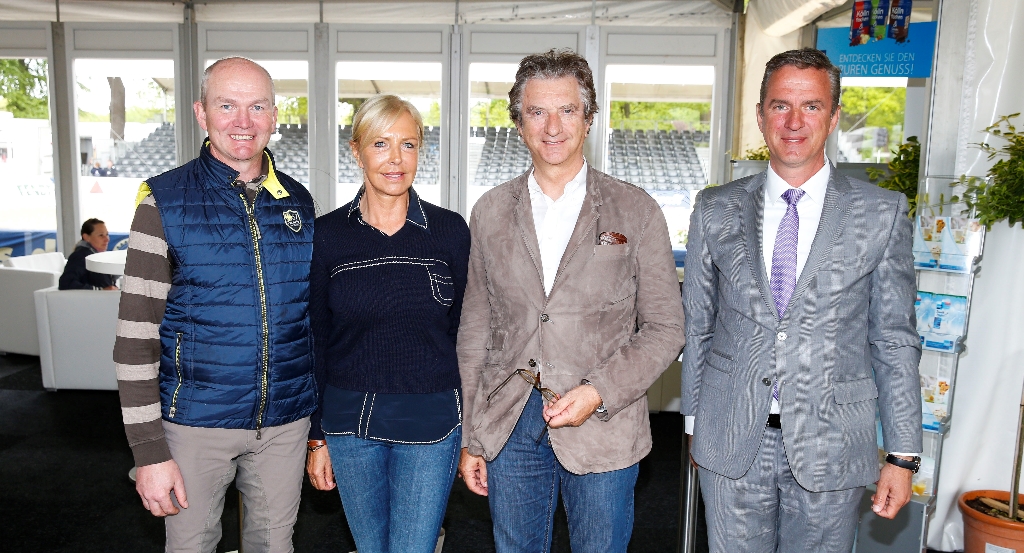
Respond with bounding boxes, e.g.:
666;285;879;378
528;359;537;367
762;378;772;386
540;314;550;322
777;332;787;341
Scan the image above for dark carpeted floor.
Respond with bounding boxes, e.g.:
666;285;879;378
0;353;703;552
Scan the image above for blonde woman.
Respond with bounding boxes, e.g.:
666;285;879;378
305;94;469;553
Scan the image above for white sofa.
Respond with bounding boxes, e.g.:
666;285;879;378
0;252;67;355
4;251;67;272
34;286;120;391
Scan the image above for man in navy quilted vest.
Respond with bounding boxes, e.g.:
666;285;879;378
113;57;317;552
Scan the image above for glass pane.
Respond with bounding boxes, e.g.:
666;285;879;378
466;63;520;217
259;60;309;188
75;58;175;248
836;77;907;164
0;57;57;260
336;61;443;210
605;64;715;255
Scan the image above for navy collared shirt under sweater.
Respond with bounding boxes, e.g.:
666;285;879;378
308;187;470;443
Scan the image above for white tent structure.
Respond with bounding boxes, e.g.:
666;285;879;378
6;2;1024;551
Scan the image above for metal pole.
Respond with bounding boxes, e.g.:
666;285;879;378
238;488;245;553
1010;382;1024;520
678;432;700;553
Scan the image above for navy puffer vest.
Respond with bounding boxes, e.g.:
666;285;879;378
147;143;316;431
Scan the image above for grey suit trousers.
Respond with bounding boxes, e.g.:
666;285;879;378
698;426;864;553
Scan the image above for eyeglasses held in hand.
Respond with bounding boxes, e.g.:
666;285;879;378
487;367;560;403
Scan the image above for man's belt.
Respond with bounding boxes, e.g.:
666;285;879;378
767;414;781;429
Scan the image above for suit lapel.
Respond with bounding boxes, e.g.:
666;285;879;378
788;166;852;310
511;174;545;289
548;166;601;298
742;172;777;319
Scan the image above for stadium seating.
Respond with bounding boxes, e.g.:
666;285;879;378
602;128;710;191
467;126;709;191
116;123;707;192
117;122;178;179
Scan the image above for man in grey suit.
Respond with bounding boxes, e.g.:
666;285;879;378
682;48;922;552
458;49;686;552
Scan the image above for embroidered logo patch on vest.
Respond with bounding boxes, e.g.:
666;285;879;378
283;210;302;232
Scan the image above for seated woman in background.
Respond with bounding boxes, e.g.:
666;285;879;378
305;94;470;553
58;218;118;290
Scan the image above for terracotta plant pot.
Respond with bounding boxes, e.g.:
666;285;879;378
960;490;1024;552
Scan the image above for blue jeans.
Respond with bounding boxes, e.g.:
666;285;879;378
325;427;461;553
486;390;640;553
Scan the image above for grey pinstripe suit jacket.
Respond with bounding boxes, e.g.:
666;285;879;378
681;167;922;492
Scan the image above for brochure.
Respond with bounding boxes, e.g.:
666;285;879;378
913;215;983;272
915;291;967;352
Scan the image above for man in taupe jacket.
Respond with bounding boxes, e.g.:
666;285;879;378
457;49;686;552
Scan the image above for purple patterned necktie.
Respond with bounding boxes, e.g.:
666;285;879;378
770;188;804;402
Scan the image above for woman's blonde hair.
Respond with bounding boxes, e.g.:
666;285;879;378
349;94;424;151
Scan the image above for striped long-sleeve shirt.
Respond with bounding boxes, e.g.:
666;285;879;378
115;181;262;466
114;193;173;466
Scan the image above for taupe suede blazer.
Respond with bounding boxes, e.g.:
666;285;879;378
458;166;686;475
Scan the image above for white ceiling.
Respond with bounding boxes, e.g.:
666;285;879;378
0;1;734;26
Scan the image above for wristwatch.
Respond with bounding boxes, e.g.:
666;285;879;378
885;453;921;473
580;379;607;415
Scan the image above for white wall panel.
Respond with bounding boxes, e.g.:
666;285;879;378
605;32;716;57
0;27;48;51
737;1;801;153
469;31;579;55
72;28;174;52
204;30;310;54
927;0;1024;548
337;31;444;55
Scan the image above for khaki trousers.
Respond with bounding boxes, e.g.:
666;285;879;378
162;417;310;553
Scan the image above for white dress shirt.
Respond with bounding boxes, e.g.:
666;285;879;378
528;162;589;296
763;160;830;415
686;160;917;456
685;159;828;433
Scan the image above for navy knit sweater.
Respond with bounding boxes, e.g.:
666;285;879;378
309;188;470;433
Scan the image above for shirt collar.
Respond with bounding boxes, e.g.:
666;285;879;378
765;157;831;205
200;139;291;200
346;186;429;232
76;239;96;254
259;152;292;200
527;160;588;201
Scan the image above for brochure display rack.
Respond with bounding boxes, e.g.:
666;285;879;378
855;176;987;552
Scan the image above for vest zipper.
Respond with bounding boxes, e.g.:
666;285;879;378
169;332;183;418
241;193;270;440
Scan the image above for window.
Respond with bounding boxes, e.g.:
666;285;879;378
335;61;443;209
74;58;175;245
836;77;908;164
465;62;520;216
0;57;56;259
604;64;715;252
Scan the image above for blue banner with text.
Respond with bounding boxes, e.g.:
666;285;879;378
816;21;937;79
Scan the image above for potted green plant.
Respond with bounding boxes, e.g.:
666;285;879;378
729;143;770;181
955;113;1024;551
952;113;1024;230
866;136;920;217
